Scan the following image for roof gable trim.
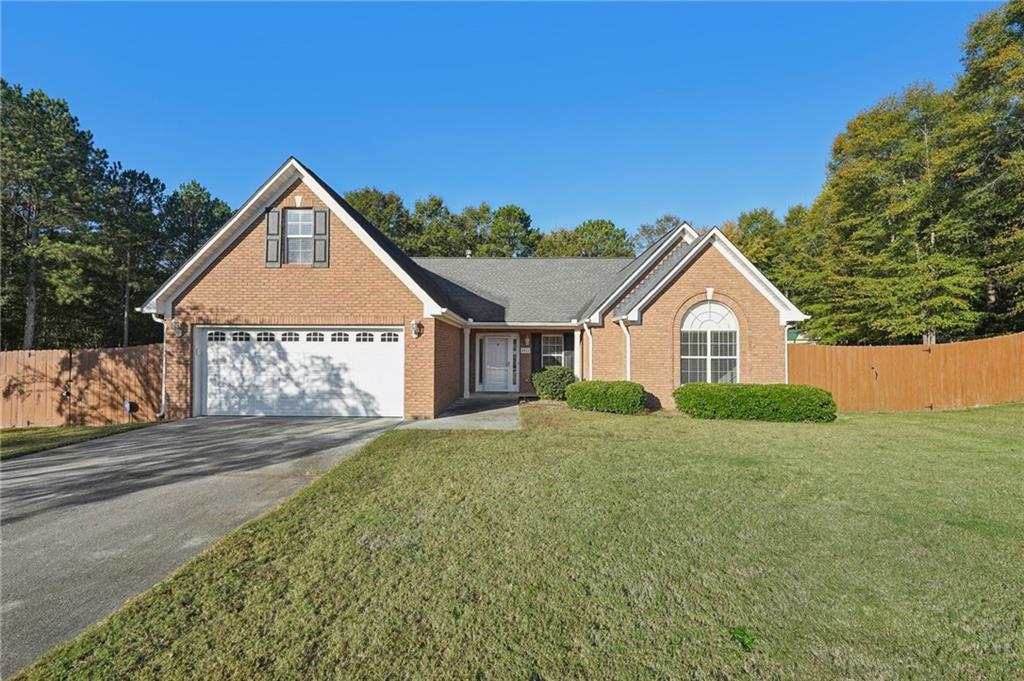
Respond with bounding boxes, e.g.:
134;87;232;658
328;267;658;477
586;220;697;324
621;228;808;325
140;158;448;318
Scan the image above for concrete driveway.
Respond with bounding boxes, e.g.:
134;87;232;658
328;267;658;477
0;416;397;677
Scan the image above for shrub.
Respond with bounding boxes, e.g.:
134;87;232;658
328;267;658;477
531;366;577;400
673;383;836;422
565;380;646;415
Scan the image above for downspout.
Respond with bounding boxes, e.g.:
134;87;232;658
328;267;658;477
617;320;632;381
150;313;167;419
783;323;792;384
583;322;594;380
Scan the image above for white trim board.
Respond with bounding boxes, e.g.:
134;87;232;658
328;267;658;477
620;228;807;325
587;221;699;325
140;158;447;319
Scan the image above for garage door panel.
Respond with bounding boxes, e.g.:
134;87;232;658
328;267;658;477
198;328;404;417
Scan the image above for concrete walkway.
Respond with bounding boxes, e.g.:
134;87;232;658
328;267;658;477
0;416;397;677
399;394;521;430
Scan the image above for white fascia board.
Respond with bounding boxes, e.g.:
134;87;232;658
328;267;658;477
587;221;695;324
469;321;580;328
296;167;445;318
623;229;808;325
140;160;302;315
142;158;449;319
708;230;808;324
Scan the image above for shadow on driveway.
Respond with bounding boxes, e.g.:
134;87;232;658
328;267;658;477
1;417;396;525
0;416;397;678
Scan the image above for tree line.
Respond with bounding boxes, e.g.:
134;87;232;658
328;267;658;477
0;80;636;351
2;2;1019;350
714;1;1024;343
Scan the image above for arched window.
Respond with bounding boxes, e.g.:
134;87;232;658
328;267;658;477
331;331;349;342
208;330;227;342
355;332;374;343
256;331;275;342
306;332;324;342
380;332;399;343
231;331;252;342
680;301;738;384
280;331;300;342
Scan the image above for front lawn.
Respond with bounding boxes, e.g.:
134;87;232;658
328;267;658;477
1;422;155;460
17;404;1024;679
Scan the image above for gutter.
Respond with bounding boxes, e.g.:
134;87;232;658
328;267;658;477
784;323;792;384
617;320;632;381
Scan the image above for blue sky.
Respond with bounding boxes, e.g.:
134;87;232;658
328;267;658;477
2;2;996;235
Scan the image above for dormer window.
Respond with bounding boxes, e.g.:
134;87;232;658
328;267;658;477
285;209;314;264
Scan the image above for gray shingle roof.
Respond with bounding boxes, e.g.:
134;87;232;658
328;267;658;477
613;236;706;318
413;257;635;323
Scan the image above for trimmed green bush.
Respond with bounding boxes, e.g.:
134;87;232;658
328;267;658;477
673;383;837;422
566;380;646;415
531;366;577;400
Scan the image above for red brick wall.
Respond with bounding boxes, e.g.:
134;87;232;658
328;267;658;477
600;244;786;409
165;179;450;420
433;320;464;414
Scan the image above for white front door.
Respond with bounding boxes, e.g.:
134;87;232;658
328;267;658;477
482;337;510;391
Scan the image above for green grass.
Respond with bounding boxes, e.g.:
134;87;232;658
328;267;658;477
17;404;1024;679
1;422;155;460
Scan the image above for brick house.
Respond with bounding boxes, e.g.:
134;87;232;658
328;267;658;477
140;158;807;420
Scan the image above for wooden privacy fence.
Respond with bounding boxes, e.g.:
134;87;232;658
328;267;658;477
788;332;1024;412
1;344;162;428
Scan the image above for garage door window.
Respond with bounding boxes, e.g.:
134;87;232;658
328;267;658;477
232;331;251;342
356;332;374;342
307;332;324;342
281;332;300;342
208;330;226;342
331;332;349;342
257;331;275;342
381;332;399;343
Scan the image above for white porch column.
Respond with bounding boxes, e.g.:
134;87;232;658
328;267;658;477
573;329;582;379
462;326;471;398
583;323;594;380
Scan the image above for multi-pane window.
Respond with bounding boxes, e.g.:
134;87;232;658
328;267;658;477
307;332;324;342
208;330;226;342
285;209;314;264
679;302;739;384
231;331;251;342
541;335;564;367
331;332;349;342
256;331;275;342
380;332;399;343
280;331;300;342
680;331;707;384
355;332;374;342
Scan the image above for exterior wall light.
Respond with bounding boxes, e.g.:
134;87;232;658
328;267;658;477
410;319;424;339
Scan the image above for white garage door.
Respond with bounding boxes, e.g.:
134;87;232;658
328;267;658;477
195;327;404;417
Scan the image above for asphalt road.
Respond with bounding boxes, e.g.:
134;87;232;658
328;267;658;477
0;416;397;677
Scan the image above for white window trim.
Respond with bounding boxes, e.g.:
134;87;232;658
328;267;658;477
475;333;518;393
285;208;314;265
540;334;566;368
679;301;740;385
